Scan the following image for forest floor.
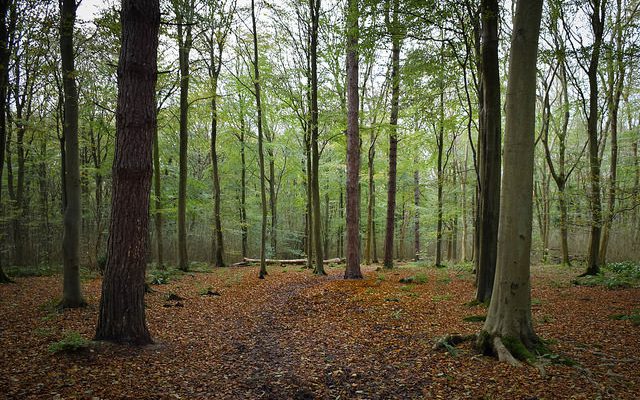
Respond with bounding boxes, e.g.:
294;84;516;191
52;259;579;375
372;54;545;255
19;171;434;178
1;262;639;399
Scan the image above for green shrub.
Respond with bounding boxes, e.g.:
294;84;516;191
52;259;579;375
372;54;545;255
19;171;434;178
48;331;90;353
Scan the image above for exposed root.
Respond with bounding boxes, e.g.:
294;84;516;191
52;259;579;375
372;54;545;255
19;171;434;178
492;336;522;367
432;334;477;351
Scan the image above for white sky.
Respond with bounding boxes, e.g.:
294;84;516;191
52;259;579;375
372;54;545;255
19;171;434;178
77;0;109;22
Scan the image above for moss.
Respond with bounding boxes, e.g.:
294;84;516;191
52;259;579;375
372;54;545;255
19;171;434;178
462;315;486;323
501;336;535;363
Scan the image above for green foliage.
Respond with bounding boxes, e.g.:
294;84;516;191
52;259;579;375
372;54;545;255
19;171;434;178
48;331;90;354
148;268;183;285
5;264;60;277
432;294;451;302
574;261;640;289
610;310;640;326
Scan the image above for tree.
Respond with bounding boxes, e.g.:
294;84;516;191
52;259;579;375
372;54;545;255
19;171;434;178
200;0;236;268
251;0;268;279
478;0;544;363
344;0;362;279
382;0;401;269
174;0;195;272
309;0;325;275
59;0;85;308
95;0;160;345
474;0;501;303
0;0;14;283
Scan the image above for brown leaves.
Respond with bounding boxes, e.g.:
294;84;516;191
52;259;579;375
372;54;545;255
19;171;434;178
0;265;639;399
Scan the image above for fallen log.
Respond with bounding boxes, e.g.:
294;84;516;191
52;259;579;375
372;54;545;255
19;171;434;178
235;257;344;266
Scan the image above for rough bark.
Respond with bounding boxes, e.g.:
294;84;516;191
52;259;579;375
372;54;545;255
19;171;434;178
365;131;376;265
59;0;85;308
475;0;501;303
479;0;543;357
94;0;160;345
344;0;362;279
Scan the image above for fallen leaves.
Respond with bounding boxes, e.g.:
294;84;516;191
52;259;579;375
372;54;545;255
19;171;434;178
0;263;638;399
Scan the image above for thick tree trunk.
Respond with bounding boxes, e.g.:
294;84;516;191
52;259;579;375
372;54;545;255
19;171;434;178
95;0;159;345
59;0;85;308
584;0;606;276
479;0;543;358
475;0;501;303
344;0;362;279
176;0;193;272
251;0;268;279
383;0;401;270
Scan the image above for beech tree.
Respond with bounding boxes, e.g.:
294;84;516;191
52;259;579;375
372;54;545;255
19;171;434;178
344;0;362;279
94;0;160;344
59;0;85;308
474;0;501;303
478;0;544;362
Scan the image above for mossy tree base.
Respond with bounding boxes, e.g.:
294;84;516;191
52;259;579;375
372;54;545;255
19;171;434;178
0;269;14;284
434;331;548;368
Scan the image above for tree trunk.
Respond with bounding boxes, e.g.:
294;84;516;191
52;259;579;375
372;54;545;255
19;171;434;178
365;131;375;265
211;86;225;267
176;0;193;272
251;0;268;279
479;0;543;358
0;0;13;283
152;108;164;268
414;169;420;261
583;0;606;276
239;112;248;259
383;0;401;270
344;0;362;279
59;0;85;308
310;0;325;275
475;0;501;303
435;90;444;268
95;0;159;345
599;2;624;265
337;181;344;258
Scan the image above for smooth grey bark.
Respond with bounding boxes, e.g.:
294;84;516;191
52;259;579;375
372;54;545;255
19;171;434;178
475;0;501;303
479;0;543;359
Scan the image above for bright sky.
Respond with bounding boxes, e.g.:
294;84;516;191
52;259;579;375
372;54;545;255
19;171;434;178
77;0;109;22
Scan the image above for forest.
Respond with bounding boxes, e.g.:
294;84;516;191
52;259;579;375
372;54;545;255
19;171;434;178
1;0;639;398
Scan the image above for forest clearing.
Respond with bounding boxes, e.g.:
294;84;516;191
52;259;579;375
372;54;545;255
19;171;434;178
1;262;639;399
